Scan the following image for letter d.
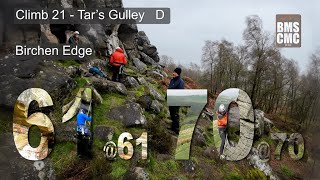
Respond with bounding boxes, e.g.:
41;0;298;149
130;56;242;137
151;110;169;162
156;10;165;20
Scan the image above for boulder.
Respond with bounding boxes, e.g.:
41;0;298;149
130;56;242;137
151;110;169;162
140;52;157;65
107;102;147;127
247;148;279;180
40;24;59;44
137;95;153;110
55;121;77;143
150;100;163;114
148;87;165;102
142;44;157;56
91;77;127;95
123;167;149;180
92;87;103;104
125;76;140;88
94;126;114;141
65;66;81;78
133;58;147;73
137;77;148;85
0;133;55;179
80;59;108;71
254;109;274;137
0;56;75;109
147;70;164;80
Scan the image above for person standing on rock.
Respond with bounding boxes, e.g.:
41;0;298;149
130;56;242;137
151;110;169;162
69;31;80;45
168;67;185;135
217;104;227;160
110;47;127;82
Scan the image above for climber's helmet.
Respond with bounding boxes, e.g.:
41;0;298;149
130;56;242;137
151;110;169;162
218;104;226;115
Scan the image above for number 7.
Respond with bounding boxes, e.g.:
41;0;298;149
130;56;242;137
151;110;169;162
167;89;207;160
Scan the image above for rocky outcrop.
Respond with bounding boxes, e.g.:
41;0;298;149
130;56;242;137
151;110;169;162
0;133;55;179
94;125;114;141
254;109;274;137
247;148;279;180
148;86;165;102
107;102;147;127
0;56;75;109
133;58;147;73
124;76;140;88
91;77;127;95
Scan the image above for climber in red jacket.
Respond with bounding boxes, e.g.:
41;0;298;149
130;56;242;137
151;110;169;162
110;47;127;82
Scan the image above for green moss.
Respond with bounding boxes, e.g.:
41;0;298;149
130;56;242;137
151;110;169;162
56;60;81;67
50;142;77;175
28;125;41;148
93;93;126;127
111;159;130;178
226;171;244;180
148;159;181;180
280;164;294;177
134;85;147;98
244;169;267;180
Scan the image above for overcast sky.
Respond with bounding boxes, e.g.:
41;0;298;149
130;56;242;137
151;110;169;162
123;0;319;72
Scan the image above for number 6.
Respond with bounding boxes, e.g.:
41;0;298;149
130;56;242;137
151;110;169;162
13;88;54;160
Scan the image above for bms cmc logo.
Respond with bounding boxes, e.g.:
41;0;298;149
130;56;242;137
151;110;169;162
276;14;301;47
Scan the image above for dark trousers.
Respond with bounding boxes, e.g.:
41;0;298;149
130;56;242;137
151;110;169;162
219;127;226;155
111;66;122;82
169;106;180;133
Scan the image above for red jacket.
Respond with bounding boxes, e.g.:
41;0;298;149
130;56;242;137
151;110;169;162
216;112;228;128
110;48;127;67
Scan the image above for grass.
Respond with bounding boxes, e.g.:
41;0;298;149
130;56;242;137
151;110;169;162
111;158;130;178
148;155;182;180
28;125;41;148
280;164;294;177
50;142;77;175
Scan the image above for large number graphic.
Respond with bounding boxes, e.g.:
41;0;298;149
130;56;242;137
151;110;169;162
167;89;208;160
213;89;254;161
168;88;254;161
13;88;54;160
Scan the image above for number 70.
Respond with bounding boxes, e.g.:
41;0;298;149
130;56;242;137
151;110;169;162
167;88;255;161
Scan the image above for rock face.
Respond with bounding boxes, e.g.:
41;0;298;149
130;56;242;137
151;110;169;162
147;70;164;80
0;56;75;109
148;87;165;102
150;100;163;114
140;52;157;65
0;133;55;179
254;109;274;137
108;102;147;127
125;76;140;88
91;77;127;95
55;121;77;143
94;126;114;141
247;148;279;180
133;58;147;73
137;95;153;111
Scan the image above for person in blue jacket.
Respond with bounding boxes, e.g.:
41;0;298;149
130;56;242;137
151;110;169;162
76;109;92;136
168;67;185;134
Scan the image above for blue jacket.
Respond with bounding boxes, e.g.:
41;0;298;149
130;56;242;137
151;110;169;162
77;113;92;126
168;76;185;89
